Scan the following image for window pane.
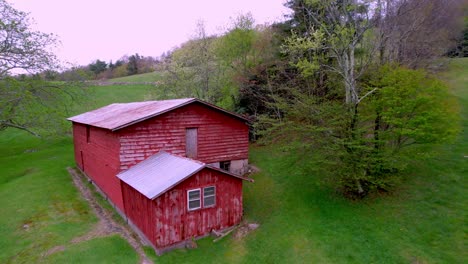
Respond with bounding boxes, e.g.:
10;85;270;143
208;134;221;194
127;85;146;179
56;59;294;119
204;196;215;207
220;161;230;171
188;190;200;200
204;186;215;196
189;200;200;209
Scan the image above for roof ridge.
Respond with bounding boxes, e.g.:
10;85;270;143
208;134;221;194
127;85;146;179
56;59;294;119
156;151;205;166
68;97;248;131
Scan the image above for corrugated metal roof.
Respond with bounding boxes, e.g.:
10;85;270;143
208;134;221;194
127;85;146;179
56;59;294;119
67;98;194;130
117;151;205;200
67;98;249;131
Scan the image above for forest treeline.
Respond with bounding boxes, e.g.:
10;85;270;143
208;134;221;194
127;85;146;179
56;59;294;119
149;0;466;197
1;0;467;197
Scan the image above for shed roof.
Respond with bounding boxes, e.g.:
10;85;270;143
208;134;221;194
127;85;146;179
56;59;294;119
67;98;248;131
117;151;251;200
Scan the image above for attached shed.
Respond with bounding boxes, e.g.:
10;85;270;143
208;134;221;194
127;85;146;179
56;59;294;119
118;151;251;252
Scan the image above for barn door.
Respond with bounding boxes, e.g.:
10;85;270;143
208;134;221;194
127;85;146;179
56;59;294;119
185;128;198;159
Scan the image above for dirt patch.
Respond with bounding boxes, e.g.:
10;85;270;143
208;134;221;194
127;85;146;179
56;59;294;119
232;222;259;240
248;165;261;174
44;245;66;257
43;168;153;264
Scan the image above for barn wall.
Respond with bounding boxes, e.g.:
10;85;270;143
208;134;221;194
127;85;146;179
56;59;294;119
72;123;124;210
121;168;243;249
117;102;249;171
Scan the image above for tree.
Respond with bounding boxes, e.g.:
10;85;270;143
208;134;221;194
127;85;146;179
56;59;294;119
0;0;85;136
257;0;462;197
155;21;220;102
127;53;140;75
0;0;59;76
375;0;465;67
283;0;376;107
281;0;380;194
88;59;107;77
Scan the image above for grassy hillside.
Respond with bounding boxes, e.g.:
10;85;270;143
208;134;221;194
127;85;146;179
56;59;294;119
0;59;466;263
0;85;148;263
109;71;162;83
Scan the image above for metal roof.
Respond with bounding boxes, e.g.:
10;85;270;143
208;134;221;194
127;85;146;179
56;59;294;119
67;98;249;131
117;151;204;200
117;151;252;200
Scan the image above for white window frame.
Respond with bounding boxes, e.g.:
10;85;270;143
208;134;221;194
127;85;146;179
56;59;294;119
203;186;216;208
187;188;201;211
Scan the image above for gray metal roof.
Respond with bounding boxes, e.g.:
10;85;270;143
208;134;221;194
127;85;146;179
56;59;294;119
67;98;248;131
117;151;205;200
117;151;253;200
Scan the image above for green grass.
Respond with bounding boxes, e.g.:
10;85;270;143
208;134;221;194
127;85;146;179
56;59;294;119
44;236;138;264
109;71;162;82
0;131;95;263
0;59;466;263
0;84;148;263
147;58;468;263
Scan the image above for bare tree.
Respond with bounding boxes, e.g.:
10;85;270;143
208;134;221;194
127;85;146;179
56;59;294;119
375;0;465;68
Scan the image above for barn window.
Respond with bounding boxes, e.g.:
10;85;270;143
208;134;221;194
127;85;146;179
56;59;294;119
220;161;231;172
187;189;201;211
203;186;216;207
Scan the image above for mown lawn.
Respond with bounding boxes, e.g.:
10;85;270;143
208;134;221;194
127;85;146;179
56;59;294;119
0;59;466;263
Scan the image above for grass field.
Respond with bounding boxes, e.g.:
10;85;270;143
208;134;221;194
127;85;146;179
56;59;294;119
0;59;466;263
109;71;162;83
0;84;148;263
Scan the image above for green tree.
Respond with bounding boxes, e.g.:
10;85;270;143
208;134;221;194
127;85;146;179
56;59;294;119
0;0;85;136
89;59;107;78
259;65;459;196
0;0;59;76
127;54;140;75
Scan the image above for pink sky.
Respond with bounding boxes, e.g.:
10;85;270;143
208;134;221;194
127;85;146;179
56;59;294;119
9;0;291;67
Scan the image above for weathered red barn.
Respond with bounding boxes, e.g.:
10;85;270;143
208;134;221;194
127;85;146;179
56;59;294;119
68;98;251;253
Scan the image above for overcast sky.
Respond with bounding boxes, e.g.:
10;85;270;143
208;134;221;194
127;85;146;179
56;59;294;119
9;0;291;67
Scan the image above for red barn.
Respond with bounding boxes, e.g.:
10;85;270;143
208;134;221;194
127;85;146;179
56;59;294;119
68;98;251;253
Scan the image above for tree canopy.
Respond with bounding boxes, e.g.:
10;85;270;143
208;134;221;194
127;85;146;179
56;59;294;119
0;0;59;77
0;0;84;136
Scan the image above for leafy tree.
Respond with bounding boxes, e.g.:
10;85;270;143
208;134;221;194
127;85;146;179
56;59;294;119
0;77;84;136
0;0;59;76
258;65;459;196
256;0;462;196
156;21;221;103
89;59;107;77
0;0;85;136
127;53;140;75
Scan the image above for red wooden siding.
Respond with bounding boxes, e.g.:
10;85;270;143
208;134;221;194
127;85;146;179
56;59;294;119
72;123;124;210
121;168;243;249
117;102;248;170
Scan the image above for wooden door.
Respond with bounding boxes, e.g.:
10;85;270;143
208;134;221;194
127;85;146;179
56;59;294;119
186;128;198;159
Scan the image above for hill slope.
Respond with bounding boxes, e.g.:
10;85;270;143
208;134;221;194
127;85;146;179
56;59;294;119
0;59;466;263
